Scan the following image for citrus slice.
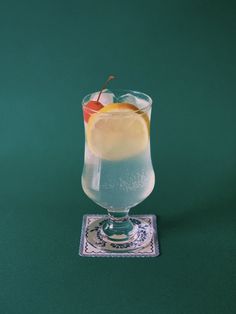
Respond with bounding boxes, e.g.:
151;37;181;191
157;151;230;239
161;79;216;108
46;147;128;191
86;103;150;161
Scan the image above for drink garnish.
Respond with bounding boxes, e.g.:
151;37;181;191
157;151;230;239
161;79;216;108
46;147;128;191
83;75;115;122
86;103;149;160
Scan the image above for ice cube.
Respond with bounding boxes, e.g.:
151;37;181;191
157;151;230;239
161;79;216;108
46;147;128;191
136;97;149;109
90;89;115;104
117;93;138;106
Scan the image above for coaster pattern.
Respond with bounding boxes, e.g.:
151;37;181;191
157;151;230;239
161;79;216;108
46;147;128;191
79;214;160;257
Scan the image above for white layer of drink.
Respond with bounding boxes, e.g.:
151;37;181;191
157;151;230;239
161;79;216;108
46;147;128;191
82;143;155;210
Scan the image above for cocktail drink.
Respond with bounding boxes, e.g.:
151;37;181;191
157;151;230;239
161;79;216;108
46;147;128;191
81;77;155;252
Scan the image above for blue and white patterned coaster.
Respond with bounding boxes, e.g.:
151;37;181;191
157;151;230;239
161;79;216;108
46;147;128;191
79;214;160;257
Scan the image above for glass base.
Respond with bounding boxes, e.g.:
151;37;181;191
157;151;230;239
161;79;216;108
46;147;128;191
86;217;153;253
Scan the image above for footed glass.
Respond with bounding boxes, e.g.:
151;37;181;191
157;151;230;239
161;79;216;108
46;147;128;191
81;89;155;252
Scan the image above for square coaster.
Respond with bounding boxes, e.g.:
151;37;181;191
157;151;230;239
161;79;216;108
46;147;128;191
79;214;160;257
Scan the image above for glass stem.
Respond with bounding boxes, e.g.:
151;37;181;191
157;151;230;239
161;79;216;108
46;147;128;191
102;210;135;242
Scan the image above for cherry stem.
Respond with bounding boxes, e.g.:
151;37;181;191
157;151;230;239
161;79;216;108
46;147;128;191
96;75;115;102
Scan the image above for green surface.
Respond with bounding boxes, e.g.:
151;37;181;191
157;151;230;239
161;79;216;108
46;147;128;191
0;0;236;313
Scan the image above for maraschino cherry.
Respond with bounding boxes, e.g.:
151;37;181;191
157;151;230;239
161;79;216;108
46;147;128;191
83;75;115;122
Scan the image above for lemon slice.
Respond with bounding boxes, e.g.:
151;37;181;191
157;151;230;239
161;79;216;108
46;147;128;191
86;103;150;161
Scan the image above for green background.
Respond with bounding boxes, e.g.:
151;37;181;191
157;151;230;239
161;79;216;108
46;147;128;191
0;0;235;313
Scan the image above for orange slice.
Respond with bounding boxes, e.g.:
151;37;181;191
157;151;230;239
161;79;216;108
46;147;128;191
86;103;149;161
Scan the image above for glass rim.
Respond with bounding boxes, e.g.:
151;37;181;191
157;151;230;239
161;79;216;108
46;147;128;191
82;89;153;114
